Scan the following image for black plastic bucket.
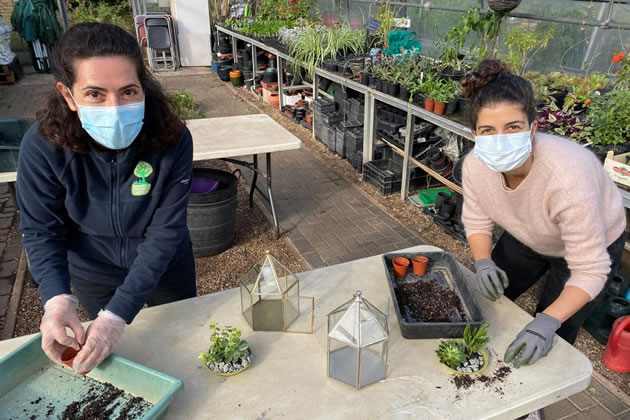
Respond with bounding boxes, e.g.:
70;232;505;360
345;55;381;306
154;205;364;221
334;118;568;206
187;168;238;257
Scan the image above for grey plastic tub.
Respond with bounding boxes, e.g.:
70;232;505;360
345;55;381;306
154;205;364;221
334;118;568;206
382;251;486;339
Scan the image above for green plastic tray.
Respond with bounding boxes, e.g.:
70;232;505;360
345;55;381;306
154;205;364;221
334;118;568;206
0;334;183;420
417;187;451;206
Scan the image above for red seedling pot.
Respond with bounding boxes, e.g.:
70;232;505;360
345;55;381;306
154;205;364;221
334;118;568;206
61;346;89;376
393;257;410;278
412;256;429;276
603;315;630;372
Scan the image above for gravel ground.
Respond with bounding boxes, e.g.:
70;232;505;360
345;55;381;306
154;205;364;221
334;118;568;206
12;159;305;337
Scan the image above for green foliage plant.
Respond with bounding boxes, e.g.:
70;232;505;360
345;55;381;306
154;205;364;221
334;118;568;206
436;340;467;369
586;90;630;145
168;91;204;120
463;322;489;355
199;323;250;364
501;26;554;75
68;0;134;33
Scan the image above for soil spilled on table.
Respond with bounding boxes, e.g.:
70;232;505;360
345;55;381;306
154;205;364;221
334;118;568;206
59;379;152;420
451;364;513;395
396;276;467;322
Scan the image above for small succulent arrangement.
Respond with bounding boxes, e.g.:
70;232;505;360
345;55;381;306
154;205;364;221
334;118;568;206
199;323;252;376
436;323;489;374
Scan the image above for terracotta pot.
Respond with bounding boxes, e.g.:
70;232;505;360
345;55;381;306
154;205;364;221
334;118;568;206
61;346;88;376
306;113;313;125
392;257;410;278
425;98;435;112
434;101;446;115
412;256;429;276
268;93;280;109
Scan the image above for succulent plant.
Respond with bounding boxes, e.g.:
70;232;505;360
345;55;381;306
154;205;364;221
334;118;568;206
436;340;467;369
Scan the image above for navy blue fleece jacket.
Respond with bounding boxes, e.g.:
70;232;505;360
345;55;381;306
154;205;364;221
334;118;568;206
16;123;193;323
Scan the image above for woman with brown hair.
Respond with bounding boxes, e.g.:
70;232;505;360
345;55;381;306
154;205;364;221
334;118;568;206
461;60;625;369
16;23;197;374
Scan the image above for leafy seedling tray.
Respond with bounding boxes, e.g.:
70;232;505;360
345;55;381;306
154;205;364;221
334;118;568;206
0;334;183;420
383;251;486;339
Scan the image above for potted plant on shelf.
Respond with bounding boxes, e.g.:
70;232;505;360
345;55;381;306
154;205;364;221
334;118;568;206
436;323;490;374
199;323;252;376
585;90;630;157
562;72;610;112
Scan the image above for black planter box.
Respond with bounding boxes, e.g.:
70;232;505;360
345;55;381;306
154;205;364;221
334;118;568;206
382;251;486;339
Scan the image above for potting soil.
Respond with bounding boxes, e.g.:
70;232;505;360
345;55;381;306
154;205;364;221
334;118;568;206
0;365;152;420
395;270;467;323
451;365;513;395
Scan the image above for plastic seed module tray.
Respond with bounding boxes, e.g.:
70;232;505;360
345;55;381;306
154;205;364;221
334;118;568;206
0;334;182;420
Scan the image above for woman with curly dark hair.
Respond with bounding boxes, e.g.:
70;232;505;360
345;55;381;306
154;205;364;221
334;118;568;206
461;59;625;372
16;22;196;374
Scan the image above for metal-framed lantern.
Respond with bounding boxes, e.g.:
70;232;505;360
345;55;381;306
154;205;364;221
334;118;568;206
327;291;389;389
240;251;314;333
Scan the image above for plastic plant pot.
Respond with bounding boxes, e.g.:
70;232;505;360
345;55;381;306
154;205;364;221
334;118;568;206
191;178;219;194
392;257;410;278
412;256;429;276
61;346;89;376
425;99;435;112
434;101;446;115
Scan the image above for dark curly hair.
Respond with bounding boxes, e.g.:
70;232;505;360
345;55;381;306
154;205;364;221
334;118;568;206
37;22;184;153
460;59;536;131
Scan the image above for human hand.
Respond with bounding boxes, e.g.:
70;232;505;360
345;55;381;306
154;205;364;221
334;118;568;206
72;310;126;374
40;294;86;364
504;312;561;368
474;258;509;301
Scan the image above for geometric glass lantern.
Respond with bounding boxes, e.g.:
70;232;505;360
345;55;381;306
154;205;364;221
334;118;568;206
327;290;389;389
240;251;314;333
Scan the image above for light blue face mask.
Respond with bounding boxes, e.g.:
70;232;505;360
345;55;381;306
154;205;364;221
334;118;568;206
474;129;532;173
68;89;145;150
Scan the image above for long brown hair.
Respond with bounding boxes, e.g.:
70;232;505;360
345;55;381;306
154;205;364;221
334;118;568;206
37;22;184;153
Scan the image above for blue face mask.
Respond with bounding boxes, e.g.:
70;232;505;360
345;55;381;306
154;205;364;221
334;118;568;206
68;89;145;150
474;129;532;173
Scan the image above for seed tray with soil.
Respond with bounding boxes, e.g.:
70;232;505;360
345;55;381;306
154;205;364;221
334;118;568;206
382;252;486;339
0;334;182;420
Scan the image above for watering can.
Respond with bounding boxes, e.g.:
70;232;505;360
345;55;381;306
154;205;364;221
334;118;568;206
603;315;630;372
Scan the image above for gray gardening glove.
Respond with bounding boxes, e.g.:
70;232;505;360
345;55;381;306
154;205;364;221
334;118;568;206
504;313;561;368
474;258;509;301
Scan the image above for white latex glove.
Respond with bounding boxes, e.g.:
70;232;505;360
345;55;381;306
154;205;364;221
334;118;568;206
40;294;86;364
72;309;126;374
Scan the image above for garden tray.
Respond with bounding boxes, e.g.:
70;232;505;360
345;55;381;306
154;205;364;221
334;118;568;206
0;334;183;420
382;251;486;339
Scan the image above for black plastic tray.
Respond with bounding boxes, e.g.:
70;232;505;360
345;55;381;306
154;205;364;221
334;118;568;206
382;251;486;339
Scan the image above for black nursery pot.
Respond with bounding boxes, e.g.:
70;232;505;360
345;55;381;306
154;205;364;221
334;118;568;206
375;78;384;92
399;87;410;102
387;82;400;97
445;100;458;115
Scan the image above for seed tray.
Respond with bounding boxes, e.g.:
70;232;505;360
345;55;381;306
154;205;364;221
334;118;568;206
0;334;183;419
382;251;486;338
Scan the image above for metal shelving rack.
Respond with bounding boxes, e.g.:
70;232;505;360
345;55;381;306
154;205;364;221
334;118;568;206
216;25;474;199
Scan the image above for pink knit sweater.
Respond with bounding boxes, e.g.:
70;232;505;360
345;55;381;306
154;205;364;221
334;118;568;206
462;133;626;300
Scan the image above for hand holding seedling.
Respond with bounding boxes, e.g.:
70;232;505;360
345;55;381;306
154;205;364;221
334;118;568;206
504;313;561;368
40;294;86;364
73;310;126;374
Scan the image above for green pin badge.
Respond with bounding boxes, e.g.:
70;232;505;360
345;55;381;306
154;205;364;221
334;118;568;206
131;161;153;196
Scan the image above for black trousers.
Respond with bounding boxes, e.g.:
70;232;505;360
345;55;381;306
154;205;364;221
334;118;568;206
492;230;626;344
71;244;197;321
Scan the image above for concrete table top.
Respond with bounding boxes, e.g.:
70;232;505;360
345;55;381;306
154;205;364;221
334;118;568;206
0;114;303;184
0;245;591;419
187;114;302;160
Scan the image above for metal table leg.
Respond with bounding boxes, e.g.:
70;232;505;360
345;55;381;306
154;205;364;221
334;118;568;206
249;154;258;208
265;153;280;239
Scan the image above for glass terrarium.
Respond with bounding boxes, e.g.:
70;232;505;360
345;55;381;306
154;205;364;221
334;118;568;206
240;251;314;333
327;291;389;389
